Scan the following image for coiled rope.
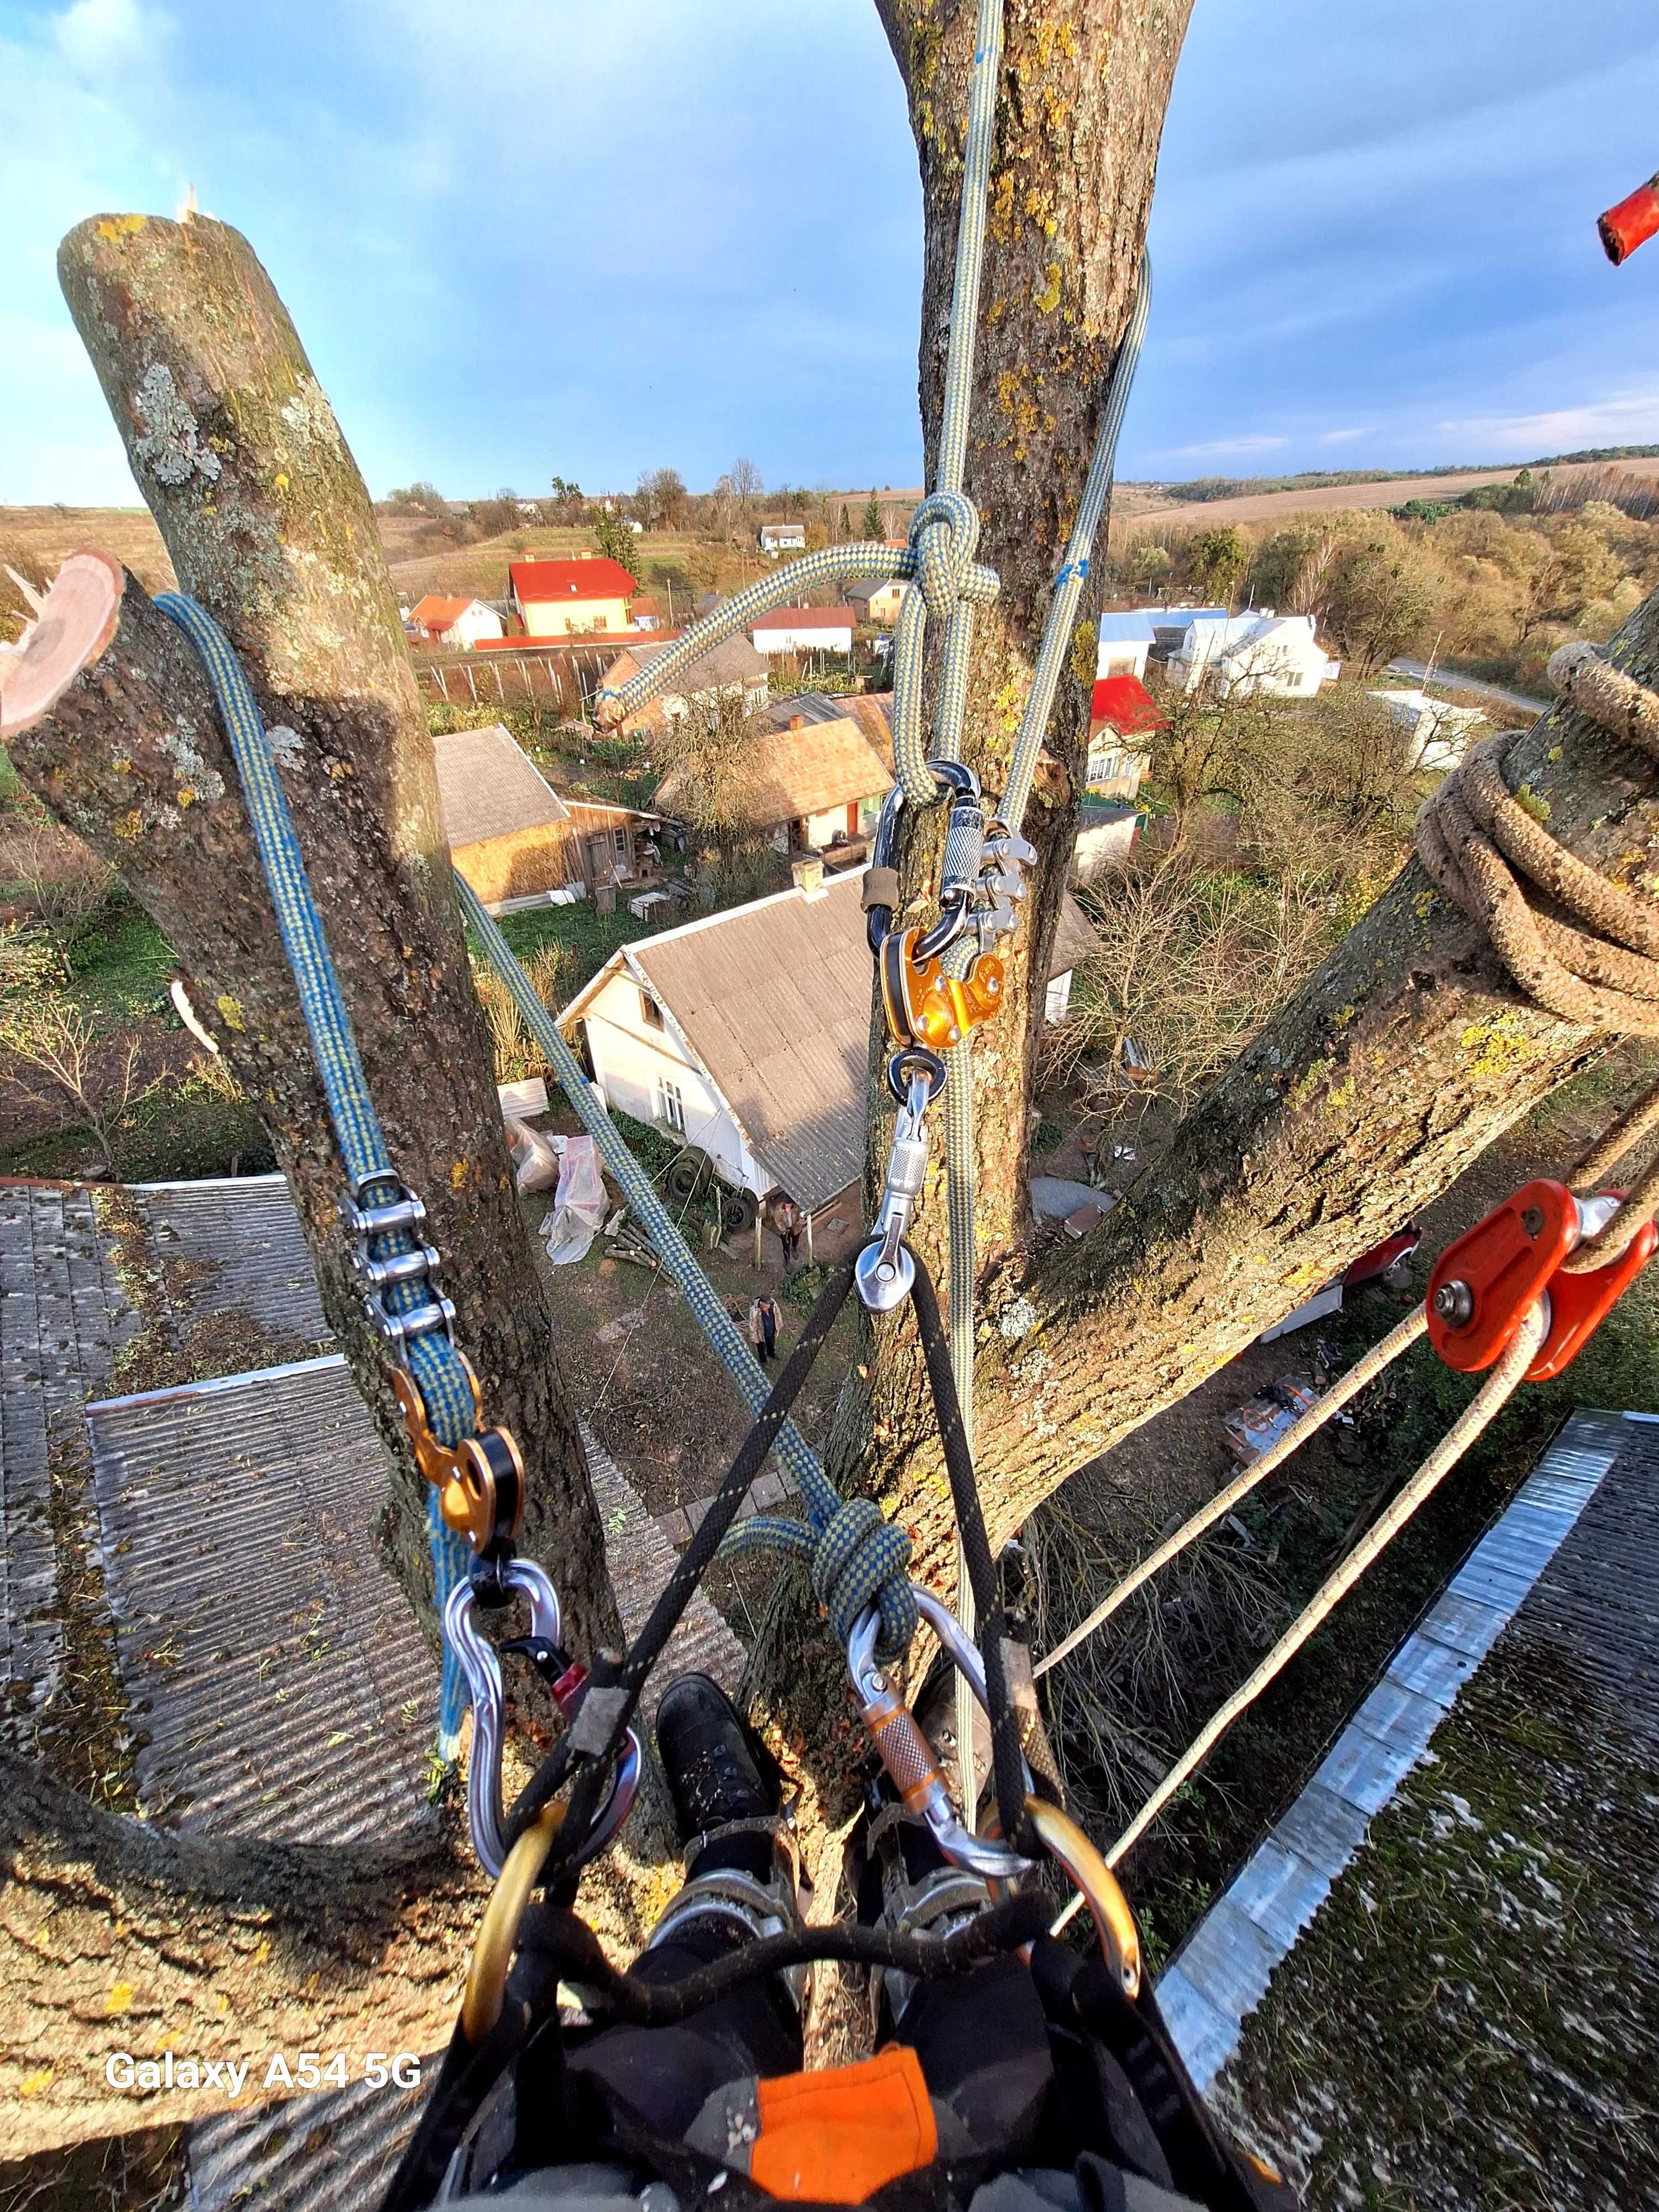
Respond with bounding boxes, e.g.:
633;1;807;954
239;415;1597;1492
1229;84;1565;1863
1416;639;1659;1266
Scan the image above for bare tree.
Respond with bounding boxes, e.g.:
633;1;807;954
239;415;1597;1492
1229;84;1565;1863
730;456;763;516
0;997;143;1172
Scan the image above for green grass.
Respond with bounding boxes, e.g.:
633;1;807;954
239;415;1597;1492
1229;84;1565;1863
62;899;175;1021
488;898;655;999
0;745;21;805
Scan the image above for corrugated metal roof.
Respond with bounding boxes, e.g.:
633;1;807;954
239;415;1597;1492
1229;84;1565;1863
85;1354;439;1840
431;724;570;849
77;1345;743;2212
138;1174;331;1342
1157;1406;1635;2097
1050;894;1100;975
0;1182;138;1750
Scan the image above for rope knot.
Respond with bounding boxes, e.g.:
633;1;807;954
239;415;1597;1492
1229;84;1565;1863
909;489;981;619
810;1498;916;1659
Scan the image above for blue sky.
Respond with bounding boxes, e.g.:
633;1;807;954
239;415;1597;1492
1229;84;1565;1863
4;0;1659;505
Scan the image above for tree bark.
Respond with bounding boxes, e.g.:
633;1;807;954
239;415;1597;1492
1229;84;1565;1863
870;0;1195;1279
9;212;618;1671
831;593;1659;1615
0;1752;479;2157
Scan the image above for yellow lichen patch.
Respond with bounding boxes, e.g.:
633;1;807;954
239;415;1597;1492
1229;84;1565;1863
216;994;246;1032
20;2070;54;2099
1070;622;1096;689
1515;782;1552;823
106;1981;134;2015
274;472;290;494
450;1159;469;1189
97;214;147;239
1035;263;1062;314
114;809;145;843
111;756;134;773
1032;17;1078;67
1457;1012;1536;1081
1287;1057;1333;1112
176;786;197;807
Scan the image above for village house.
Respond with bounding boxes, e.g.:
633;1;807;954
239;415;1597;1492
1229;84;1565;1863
560;868;1097;1220
1170;612;1340;699
1087;664;1167;800
845;578;907;626
750;606;855;658
510;556;636;637
764;688;895;770
430;722;661;910
601;634;769;738
407;594;504;649
758;522;806;554
1369;687;1484;771
629;594;666;630
653;712;889;854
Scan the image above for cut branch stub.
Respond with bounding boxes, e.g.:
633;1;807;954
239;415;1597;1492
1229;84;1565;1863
0;549;123;737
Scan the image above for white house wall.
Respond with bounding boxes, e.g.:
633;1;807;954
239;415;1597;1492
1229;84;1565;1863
752;627;854;656
580;969;765;1196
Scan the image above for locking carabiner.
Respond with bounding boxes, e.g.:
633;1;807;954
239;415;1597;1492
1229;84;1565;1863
855;1049;947;1313
845;1593;1030;1883
445;1561;641;1878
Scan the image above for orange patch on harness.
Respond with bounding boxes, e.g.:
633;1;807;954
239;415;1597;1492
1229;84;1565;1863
750;2047;937;2203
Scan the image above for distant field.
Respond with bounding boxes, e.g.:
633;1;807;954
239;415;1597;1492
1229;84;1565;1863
1;505;175;599
1117;455;1659;533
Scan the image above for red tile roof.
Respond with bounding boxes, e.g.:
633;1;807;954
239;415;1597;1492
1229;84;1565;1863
752;605;854;631
510;558;637;606
1089;673;1167;738
410;594;472;632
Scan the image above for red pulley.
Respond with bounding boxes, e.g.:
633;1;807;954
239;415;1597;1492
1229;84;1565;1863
1426;1180;1576;1373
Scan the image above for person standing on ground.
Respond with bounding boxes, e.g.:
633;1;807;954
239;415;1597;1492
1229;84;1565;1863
748;1292;779;1365
774;1192;802;1270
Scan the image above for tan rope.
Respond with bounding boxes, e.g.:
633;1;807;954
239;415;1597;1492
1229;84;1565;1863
1034;1306;1428;1680
1048;1300;1547;1922
1416;641;1659;1265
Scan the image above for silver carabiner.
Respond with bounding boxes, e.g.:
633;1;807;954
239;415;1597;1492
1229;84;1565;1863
855;1058;942;1313
444;1562;640;1877
845;1602;1029;1881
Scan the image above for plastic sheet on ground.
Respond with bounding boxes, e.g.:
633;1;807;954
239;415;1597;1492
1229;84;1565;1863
542;1133;608;1265
506;1114;563;1195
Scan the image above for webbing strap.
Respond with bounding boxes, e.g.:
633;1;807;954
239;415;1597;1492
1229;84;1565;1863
154;594;472;1743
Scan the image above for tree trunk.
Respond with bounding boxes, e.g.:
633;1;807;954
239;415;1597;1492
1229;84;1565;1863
0;1753;479;2157
7;212;618;1671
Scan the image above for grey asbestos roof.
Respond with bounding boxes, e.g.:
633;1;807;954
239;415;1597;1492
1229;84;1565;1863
1160;1408;1659;2206
430;722;570;848
612;873;1099;1211
631;872;873;1209
615;633;768;694
139;1173;331;1340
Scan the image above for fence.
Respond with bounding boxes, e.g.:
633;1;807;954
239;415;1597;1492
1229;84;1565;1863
412;643;628;716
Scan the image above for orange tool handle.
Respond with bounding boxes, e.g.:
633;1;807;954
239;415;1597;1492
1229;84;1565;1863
1600;171;1659;265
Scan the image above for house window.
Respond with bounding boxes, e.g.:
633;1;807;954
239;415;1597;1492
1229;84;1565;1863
593;616;608;631
655;1074;686;1134
613;827;629;858
640;989;664;1031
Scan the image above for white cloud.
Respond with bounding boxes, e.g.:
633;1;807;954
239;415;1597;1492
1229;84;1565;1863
1159;434;1291;461
1318;427;1369;445
1434;388;1659;453
53;0;155;75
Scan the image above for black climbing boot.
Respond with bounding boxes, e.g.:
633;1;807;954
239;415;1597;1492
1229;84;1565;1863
648;1674;807;2000
655;1672;777;1849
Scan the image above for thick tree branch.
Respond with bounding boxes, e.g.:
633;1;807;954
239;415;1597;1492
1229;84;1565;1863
7;213;618;1665
0;1753;478;2156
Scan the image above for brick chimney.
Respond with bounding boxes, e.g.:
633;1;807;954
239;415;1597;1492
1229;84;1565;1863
789;713;805;731
791;852;826;899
